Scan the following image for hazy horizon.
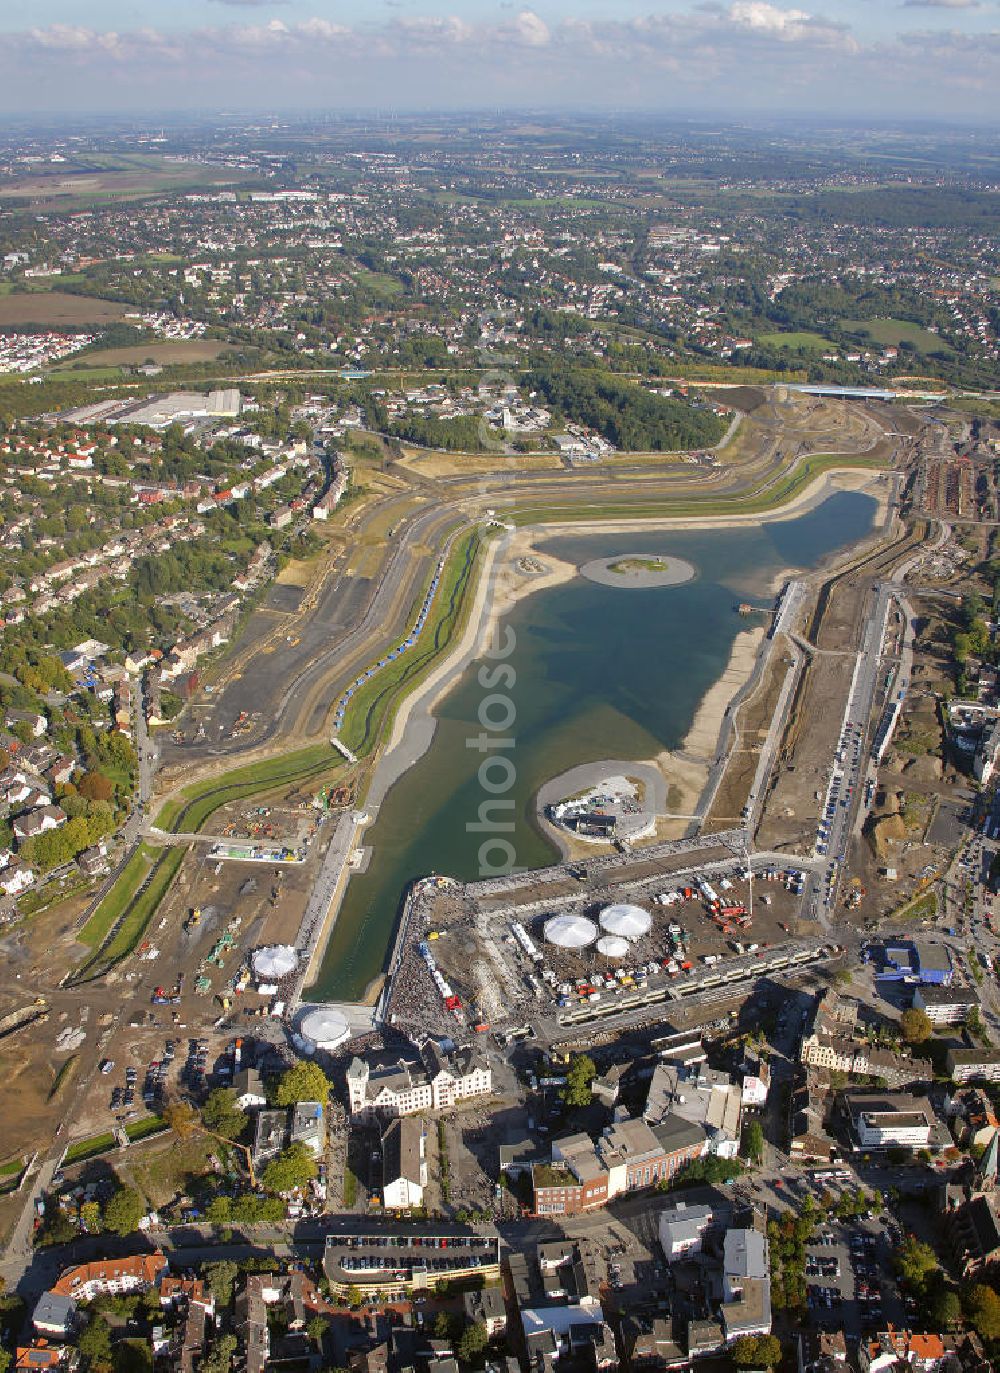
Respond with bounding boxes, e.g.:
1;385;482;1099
3;0;998;119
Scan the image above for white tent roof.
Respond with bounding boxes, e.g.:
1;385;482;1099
299;1006;350;1049
252;944;298;979
596;935;630;958
543;914;598;949
599;903;652;940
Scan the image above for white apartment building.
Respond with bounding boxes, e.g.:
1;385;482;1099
857;1109;931;1150
346;1041;492;1121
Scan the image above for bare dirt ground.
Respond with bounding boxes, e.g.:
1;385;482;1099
0;292;126;326
707;644;791;830
62;340;231;367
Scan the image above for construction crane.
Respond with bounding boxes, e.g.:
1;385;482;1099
199;1127;258;1189
165;1104;259;1188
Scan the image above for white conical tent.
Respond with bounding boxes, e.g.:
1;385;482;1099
252;945;298;980
543;914;599;949
299;1006;351;1050
599;903;652;940
596;935;630;958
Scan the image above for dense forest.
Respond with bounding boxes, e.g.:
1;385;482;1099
526;364;727;452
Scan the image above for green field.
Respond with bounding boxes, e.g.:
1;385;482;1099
757;330;835;352
338;529;483;758
59;339;229;369
0;1156;25;1193
353;269;404;297
843;317;953;354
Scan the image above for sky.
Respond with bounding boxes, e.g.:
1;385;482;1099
1;0;999;118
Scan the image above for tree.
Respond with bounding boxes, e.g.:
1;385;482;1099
900;1008;933;1045
200;1334;238;1373
262;1142;318;1194
732;1336;763;1367
78;770;114;801
734;1335;781;1368
80;1200;102;1233
742;1121;765;1165
966;1284;1000;1341
929;1288;961;1328
202;1088;244;1140
78;1315;114;1366
457;1322;489;1363
273;1060;330;1106
895;1236;939;1293
562;1054;597;1108
754;1336;782;1368
162;1099;199;1140
103;1186;145;1237
0;1350;10;1373
203;1260;238;1309
113;1339;153;1373
346;1285;363;1310
307;1313;328;1347
434;1312;461;1342
206;1196;233;1226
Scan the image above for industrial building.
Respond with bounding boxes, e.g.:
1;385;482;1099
873;941;952;986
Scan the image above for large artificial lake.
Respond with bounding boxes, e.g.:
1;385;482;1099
312;489;878;1002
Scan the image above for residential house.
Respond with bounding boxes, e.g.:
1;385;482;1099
462;1286;507;1339
31;1294;76;1341
233;1067;267;1110
382;1116;428;1209
720;1229;771;1344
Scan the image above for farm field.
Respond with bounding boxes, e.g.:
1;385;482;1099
0;156;240;208
0;291;126;327
843;317;954;353
57;339;231;368
757;330;835;352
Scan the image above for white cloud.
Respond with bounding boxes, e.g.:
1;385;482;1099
901;0;983;8
728;2;811;31
513;10;551;46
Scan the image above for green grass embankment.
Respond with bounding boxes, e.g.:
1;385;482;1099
154;743;339;835
63;1132;116;1166
78;843;188;975
79;843;156;951
511;450;888;526
338;528;484;759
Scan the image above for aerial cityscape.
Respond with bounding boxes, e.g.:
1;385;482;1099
1;11;1000;1373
